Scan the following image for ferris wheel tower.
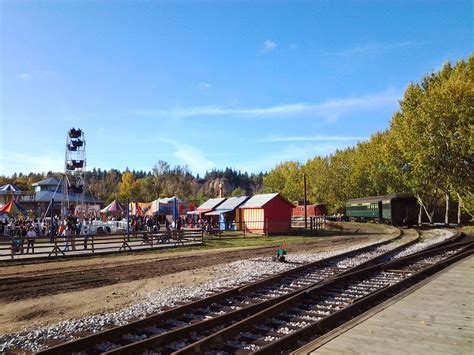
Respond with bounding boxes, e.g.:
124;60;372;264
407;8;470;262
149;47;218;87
63;128;86;216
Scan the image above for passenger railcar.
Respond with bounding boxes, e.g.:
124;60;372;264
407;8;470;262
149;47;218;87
346;193;418;226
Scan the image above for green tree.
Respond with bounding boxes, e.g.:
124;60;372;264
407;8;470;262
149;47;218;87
118;171;143;202
263;161;304;202
391;56;473;223
303;156;329;204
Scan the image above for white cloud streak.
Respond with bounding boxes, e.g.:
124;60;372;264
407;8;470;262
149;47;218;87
173;145;214;175
153;138;215;175
0;152;64;176
197;82;212;90
131;90;401;121
324;41;422;57
235;142;354;173
18;73;30;80
262;39;277;52
260;135;368;143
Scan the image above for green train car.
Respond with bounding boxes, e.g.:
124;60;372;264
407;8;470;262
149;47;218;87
346;193;418;226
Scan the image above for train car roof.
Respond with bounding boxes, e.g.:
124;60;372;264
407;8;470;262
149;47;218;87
346;192;415;204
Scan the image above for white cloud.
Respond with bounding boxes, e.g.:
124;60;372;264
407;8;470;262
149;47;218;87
324;41;422;57
131;89;401;121
262;39;277;52
0;151;64;176
260;135;368;143
18;73;30;80
152;138;215;175
235;142;354;173
173;145;215;176
197;82;212;90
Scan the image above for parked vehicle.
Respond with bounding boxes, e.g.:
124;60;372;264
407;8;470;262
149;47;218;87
89;222;112;234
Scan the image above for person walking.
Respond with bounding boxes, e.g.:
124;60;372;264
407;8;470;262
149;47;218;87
25;227;37;254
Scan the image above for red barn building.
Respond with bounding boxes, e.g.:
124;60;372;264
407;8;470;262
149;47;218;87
240;193;294;235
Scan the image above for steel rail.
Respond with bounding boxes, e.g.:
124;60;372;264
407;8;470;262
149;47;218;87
255;246;473;354
38;234;403;355
175;242;472;354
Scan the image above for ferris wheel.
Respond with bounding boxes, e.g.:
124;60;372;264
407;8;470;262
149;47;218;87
63;128;86;216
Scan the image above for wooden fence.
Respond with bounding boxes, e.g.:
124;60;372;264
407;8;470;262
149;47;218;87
0;229;204;260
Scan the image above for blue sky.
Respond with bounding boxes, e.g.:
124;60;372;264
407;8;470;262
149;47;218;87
0;0;472;177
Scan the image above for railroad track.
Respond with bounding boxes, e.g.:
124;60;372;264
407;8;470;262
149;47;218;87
38;231;425;355
175;241;472;354
38;232;469;355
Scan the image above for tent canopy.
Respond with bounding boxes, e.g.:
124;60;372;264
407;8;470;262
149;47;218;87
150;197;186;215
101;200;124;213
0;184;22;194
0;200;27;216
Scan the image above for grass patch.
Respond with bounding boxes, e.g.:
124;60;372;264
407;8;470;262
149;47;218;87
203;235;327;249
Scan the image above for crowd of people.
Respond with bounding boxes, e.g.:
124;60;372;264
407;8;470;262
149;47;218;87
0;215;96;254
0;212;225;255
128;215;220;233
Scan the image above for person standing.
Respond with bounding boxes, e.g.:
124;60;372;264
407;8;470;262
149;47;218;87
63;225;71;252
25;227;37;254
81;219;90;250
19;222;27;254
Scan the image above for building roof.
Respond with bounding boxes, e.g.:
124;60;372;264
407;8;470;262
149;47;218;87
32;177;61;187
205;209;232;216
197;197;226;211
215;196;250;211
240;193;294;209
346;193;415;204
20;190;101;204
203;196;250;216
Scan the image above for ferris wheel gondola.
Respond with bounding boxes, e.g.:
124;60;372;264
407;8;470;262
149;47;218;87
63;128;87;216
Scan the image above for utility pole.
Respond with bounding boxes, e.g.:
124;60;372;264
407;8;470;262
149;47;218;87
304;174;307;229
126;198;130;239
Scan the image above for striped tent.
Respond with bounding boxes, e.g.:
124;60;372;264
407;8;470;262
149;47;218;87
101;200;124;213
0;200;27;216
0;184;22;194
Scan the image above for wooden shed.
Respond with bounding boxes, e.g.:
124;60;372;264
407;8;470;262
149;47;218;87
187;197;226;219
204;196;250;230
240;193;294;235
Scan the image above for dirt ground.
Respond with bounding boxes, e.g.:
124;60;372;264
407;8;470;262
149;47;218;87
0;224;397;335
